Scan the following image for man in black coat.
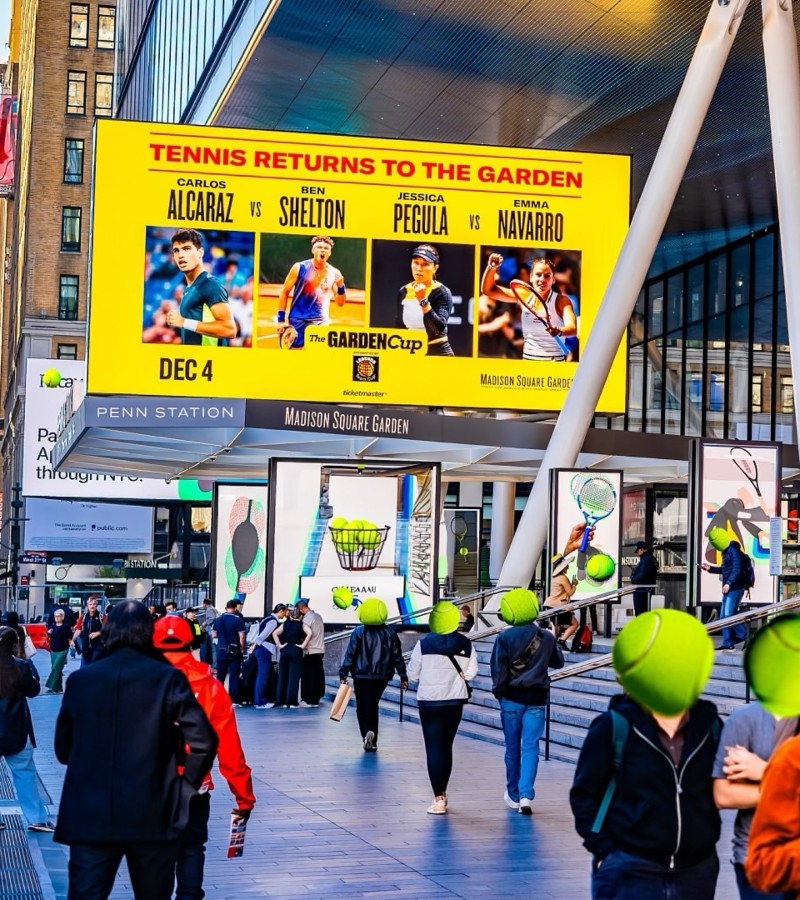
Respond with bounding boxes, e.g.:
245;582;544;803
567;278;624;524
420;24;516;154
629;541;659;616
54;600;218;900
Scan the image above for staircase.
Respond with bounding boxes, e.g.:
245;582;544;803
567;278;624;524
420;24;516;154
328;633;752;764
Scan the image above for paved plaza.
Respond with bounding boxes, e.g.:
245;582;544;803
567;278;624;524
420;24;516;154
4;654;738;899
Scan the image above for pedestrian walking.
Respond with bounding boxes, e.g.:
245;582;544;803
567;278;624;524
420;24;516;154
406;601;478;815
46;609;72;693
339;598;408;752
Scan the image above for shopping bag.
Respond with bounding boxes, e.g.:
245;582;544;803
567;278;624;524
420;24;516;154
329;682;353;721
227;812;248;858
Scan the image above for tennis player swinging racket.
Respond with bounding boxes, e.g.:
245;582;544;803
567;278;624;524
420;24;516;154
481;253;577;361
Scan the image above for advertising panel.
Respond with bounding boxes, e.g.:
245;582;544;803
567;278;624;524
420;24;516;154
268;460;439;624
548;470;623;601
211;483;269;619
23;359;213;502
696;441;780;605
442;508;481;587
0;95;16;198
25;499;154;553
87;120;629;412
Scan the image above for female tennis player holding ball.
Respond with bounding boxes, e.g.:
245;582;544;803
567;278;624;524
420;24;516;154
395;244;455;356
481;252;577;361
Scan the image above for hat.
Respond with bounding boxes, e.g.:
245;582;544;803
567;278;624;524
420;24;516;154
634;541;649;551
411;245;439;264
551;554;570;577
273;603;288;614
153;616;193;650
429;601;460;634
226;599;239;609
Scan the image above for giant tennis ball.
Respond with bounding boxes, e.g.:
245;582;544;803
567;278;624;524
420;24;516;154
358;597;388;626
745;615;800;715
613;609;713;715
585;553;616;584
708;527;731;551
332;586;353;610
429;601;460;634
42;368;62;388
500;588;539;626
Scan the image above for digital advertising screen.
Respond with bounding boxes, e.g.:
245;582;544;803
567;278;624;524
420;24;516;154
696;441;780;605
548;469;623;602
211;482;269;619
86;120;630;412
267;459;439;625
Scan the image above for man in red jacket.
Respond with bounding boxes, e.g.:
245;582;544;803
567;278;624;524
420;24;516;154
153;616;256;900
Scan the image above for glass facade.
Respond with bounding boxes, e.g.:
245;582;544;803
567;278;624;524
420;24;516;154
623;225;793;444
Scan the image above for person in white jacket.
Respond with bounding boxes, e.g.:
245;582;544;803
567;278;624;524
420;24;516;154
407;601;478;815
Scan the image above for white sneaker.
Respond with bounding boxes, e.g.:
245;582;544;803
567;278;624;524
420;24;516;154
255;703;275;709
427;798;447;815
518;798;533;815
503;791;519;809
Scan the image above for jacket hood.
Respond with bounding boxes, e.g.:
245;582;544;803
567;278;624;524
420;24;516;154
609;692;719;732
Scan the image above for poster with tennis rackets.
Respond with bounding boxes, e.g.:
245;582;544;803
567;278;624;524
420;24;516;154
694;440;780;605
443;508;481;589
548;469;623;603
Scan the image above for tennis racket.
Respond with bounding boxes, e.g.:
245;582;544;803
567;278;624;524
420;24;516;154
574;475;617;552
730;446;762;497
279;325;298;349
509;279;570;356
450;515;469;557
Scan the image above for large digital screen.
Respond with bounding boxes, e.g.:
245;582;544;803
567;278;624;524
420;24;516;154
86;120;629;412
696;441;780;605
268;460;439;624
25;499;154;553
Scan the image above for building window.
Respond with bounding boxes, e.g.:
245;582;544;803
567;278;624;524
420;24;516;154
752;374;764;413
97;6;116;49
61;207;81;251
59;276;79;320
66;71;86;115
57;343;78;359
782;377;794;413
94;73;113;117
69;3;89;47
63;138;84;184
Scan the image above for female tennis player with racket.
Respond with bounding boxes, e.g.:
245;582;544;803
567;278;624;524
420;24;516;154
481;252;576;361
395;244;455;357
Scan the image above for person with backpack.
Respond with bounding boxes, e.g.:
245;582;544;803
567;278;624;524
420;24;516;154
491;589;564;814
570;610;723;900
251;604;289;709
702;538;751;650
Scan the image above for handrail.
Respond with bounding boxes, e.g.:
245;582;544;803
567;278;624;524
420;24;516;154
542;594;800;760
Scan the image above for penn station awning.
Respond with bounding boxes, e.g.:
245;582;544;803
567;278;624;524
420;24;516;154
51;395;792;485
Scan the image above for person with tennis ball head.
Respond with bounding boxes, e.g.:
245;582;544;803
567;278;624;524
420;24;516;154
491;588;564;814
165;229;237;346
745;615;800;896
276;235;346;349
395;244;455;356
570;609;723;899
701;530;750;650
481;252;577;361
629;540;659;616
338;598;408;753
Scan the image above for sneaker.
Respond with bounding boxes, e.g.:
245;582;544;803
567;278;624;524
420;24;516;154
255;704;273;709
0;821;5;831
427;798;447;815
28;822;56;833
518;798;533;815
503;791;519;809
720;644;736;652
298;701;312;708
232;703;242;708
287;705;299;709
363;731;376;752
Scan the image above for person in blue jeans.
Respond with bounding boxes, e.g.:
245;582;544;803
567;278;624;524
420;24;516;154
490;589;564;814
212;600;247;704
702;538;749;649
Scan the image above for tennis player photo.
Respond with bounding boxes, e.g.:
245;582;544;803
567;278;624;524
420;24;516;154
141;227;255;347
478;246;582;361
256;233;366;349
369;240;474;357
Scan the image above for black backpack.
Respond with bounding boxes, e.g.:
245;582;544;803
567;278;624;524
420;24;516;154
740;552;756;590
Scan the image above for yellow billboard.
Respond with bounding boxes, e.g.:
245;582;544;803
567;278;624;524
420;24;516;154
87;120;630;411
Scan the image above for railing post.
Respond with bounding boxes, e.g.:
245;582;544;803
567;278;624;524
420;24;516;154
545;687;551;761
399;681;404;723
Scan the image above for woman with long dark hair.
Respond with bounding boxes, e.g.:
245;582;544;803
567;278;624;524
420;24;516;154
273;606;311;708
0;626;54;831
4;610;29;659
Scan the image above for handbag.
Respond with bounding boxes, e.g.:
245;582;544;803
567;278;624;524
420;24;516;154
227;642;243;659
23;632;37;659
494;628;543;699
330;682;354;721
446;654;473;699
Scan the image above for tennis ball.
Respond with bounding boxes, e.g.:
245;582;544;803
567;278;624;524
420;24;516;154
358;597;388;626
332;587;353;610
459;546;470;557
745;615;800;715
613;609;713;715
429;601;460;634
499;588;539;626
338;531;358;553
708;527;731;551
585;553;616;583
42;368;62;388
330;517;348;530
359;525;380;549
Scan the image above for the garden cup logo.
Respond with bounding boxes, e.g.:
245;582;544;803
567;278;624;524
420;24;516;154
353;355;379;383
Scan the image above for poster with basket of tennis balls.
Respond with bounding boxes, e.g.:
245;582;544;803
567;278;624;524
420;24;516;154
268;459;440;625
548;469;623;608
